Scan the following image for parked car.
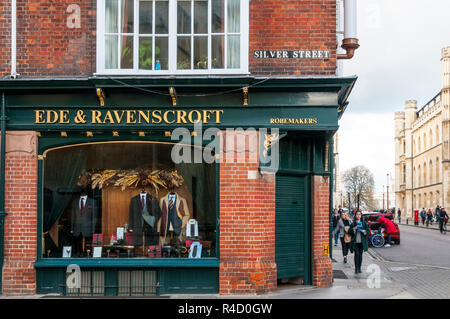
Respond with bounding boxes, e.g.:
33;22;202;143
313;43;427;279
362;212;401;245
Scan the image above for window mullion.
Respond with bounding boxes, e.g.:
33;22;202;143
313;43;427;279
224;0;227;69
118;0;122;69
134;0;139;71
152;0;156;70
168;0;177;73
208;0;211;70
191;0;194;70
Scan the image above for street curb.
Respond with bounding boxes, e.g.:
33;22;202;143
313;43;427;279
398;223;441;231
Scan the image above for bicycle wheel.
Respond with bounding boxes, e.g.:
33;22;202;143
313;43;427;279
371;234;385;248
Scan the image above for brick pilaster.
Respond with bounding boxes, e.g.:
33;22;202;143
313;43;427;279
2;131;38;295
312;175;332;287
219;130;277;295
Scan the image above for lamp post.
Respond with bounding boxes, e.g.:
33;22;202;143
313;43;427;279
382;185;385;211
387;173;390;213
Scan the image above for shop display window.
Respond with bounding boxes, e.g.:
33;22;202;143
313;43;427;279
42;142;217;259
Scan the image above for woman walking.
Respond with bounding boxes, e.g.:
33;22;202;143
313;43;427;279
348;211;370;274
333;212;352;263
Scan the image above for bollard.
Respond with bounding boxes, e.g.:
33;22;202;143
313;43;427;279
406;218;408;225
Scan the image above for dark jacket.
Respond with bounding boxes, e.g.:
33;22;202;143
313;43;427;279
71;197;98;237
129;194;162;245
348;220;370;253
332;214;340;228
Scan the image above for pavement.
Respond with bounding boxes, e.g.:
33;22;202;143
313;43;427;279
398;218;443;231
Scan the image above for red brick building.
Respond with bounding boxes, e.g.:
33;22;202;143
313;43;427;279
0;0;358;296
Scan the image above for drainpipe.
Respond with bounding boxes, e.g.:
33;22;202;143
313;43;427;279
10;0;18;79
0;92;7;294
337;0;360;60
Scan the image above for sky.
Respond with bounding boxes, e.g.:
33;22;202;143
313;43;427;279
338;0;450;193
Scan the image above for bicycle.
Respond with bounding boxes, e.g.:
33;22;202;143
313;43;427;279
369;228;385;248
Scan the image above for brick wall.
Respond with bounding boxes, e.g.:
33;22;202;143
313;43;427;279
13;0;96;77
219;130;277;295
2;131;38;295
312;175;332;287
0;0;336;78
249;0;337;76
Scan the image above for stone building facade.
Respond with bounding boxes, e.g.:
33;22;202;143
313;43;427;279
395;47;450;219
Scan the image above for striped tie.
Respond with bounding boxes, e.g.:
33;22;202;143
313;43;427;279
169;197;174;210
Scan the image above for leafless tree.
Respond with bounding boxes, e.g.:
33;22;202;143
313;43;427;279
343;165;376;211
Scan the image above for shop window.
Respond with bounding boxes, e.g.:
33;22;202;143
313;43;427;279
43;142;217;259
97;0;249;74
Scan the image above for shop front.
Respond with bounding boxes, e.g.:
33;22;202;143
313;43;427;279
0;76;355;295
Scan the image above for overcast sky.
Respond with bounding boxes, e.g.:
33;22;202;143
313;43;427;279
339;0;450;193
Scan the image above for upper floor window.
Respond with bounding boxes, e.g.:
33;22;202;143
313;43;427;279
97;0;249;75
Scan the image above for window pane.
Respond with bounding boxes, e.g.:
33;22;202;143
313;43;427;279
105;35;118;69
194;36;208;69
212;0;224;33
155;37;168;70
227;0;240;33
139;1;153;34
194;1;208;34
121;0;134;33
227;35;240;68
120;36;134;69
177;1;191;34
177;36;191;69
106;0;119;33
139;37;153;70
211;35;224;68
155;1;169;34
43;143;217;259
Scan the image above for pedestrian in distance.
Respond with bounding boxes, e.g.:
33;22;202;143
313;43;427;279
420;208;426;225
435;205;441;224
426;209;433;227
397;208;401;224
378;215;396;247
348;211;370;274
333;211;352;263
439;208;449;234
332;209;340;246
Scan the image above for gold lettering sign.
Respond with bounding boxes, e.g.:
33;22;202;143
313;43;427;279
269;118;318;125
34;109;225;125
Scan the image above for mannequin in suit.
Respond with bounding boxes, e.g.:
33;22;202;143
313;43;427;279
71;190;98;255
128;189;162;249
157;189;190;245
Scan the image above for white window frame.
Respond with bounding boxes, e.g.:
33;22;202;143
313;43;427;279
96;0;249;75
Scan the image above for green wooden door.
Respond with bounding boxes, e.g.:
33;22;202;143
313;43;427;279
275;175;307;280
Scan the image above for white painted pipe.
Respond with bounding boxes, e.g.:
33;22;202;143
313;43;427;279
344;0;357;39
11;0;17;78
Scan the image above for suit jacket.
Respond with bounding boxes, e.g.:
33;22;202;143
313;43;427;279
71;197;98;237
129;194;162;245
157;193;190;239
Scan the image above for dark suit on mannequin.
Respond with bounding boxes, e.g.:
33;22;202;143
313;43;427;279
71;195;98;255
129;192;162;246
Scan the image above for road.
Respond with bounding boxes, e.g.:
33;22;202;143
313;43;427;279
369;224;450;298
374;225;450;268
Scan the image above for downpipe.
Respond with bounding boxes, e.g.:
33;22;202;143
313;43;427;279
337;0;360;60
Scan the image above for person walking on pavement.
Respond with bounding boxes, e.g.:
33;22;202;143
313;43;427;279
332;209;340;246
397;209;401;224
348;211;370;274
439;208;449;234
420;208;426;226
435;205;441;224
378;215;396;247
426;209;433;227
333;212;352;263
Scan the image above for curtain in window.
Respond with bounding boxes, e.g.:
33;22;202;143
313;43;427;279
43;149;87;251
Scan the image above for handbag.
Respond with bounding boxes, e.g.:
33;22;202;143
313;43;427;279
343;225;351;243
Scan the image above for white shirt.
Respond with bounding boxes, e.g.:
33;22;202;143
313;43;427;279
79;195;87;210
